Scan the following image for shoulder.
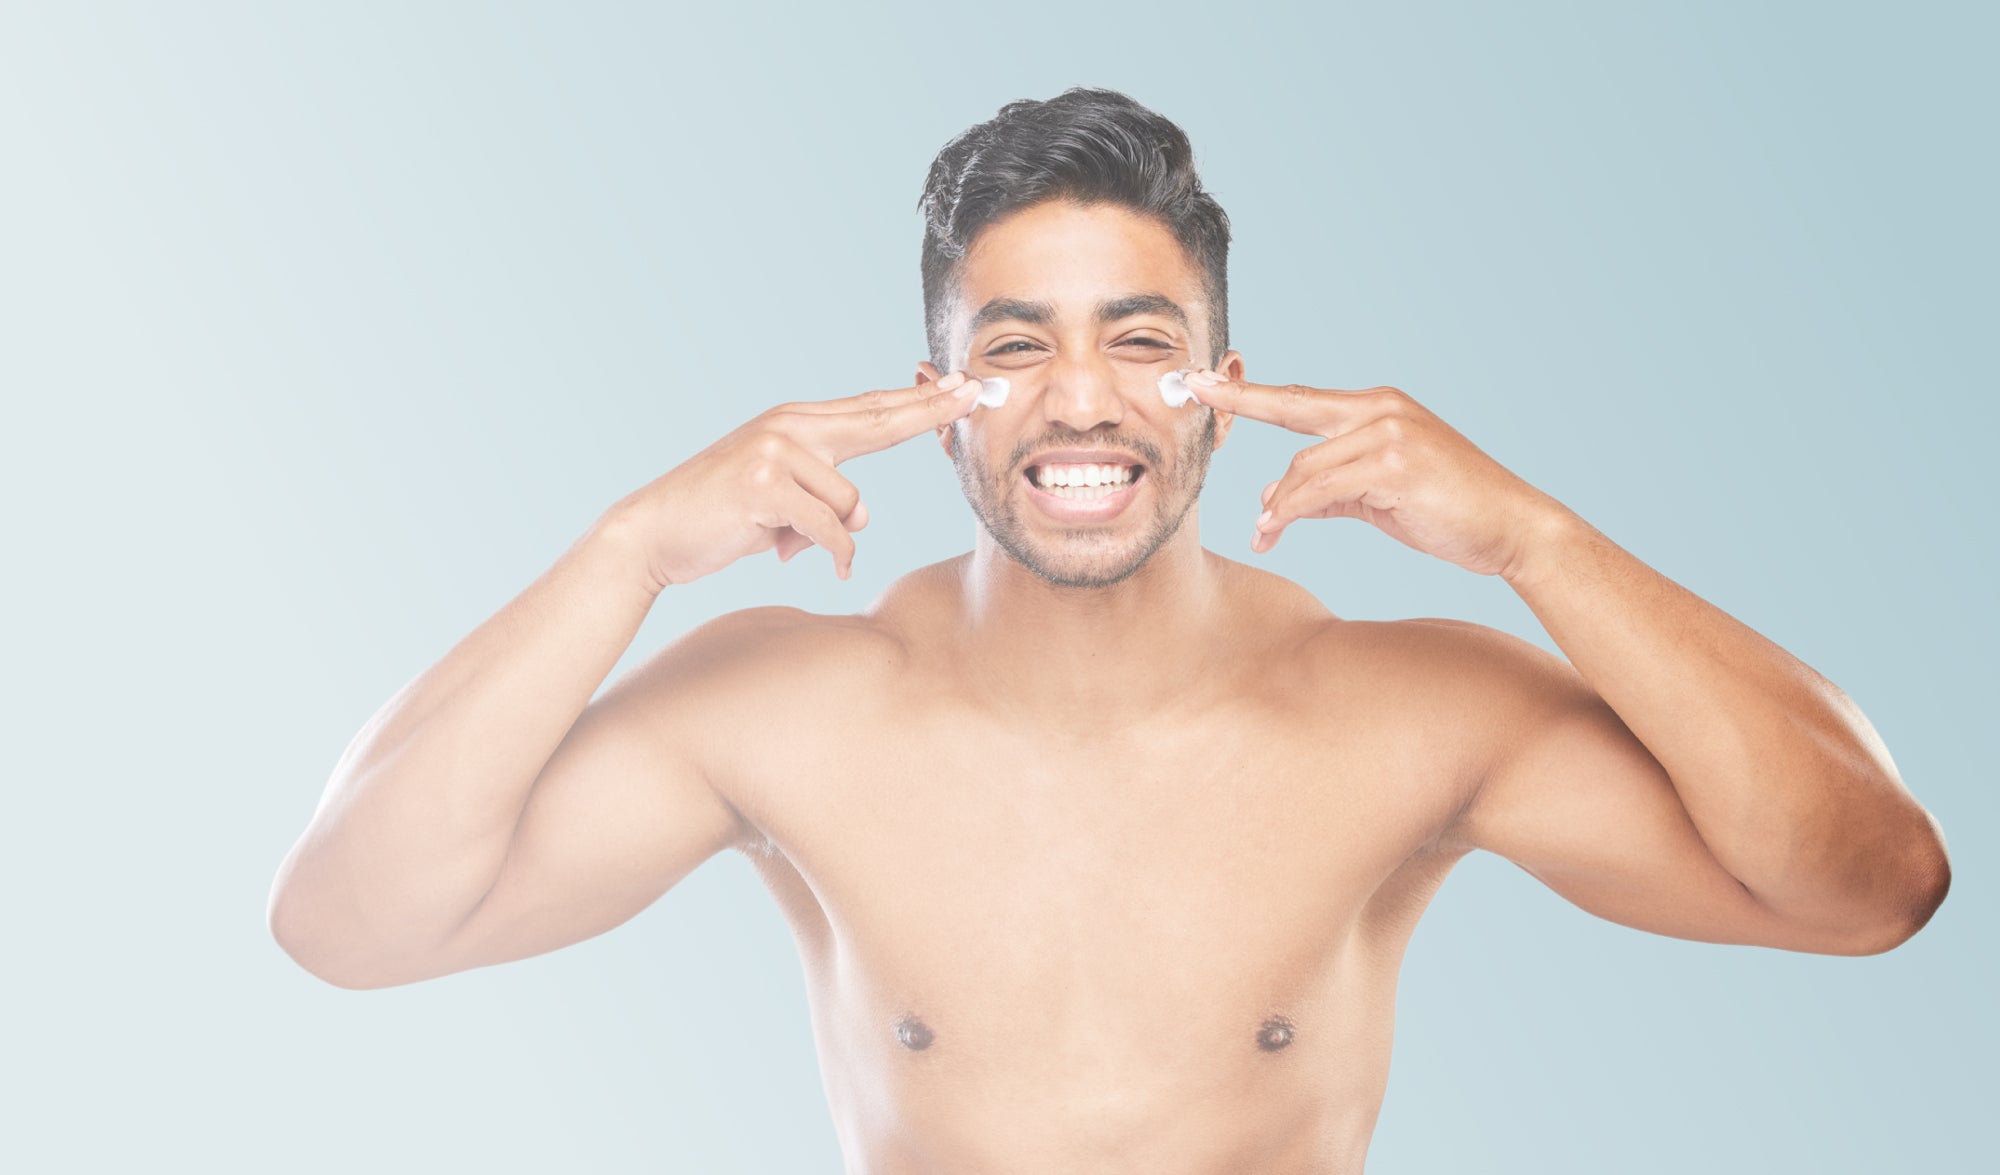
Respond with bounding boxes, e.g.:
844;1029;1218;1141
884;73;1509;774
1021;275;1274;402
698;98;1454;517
1301;615;1588;717
657;603;908;691
612;603;911;761
1361;618;1611;841
1389;617;1589;707
1289;613;1592;788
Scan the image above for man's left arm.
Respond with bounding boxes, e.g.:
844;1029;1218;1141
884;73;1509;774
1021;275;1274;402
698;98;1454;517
1185;367;1951;954
1479;504;1950;952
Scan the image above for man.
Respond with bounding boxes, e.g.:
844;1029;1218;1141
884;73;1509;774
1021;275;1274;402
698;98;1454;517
269;88;1951;1172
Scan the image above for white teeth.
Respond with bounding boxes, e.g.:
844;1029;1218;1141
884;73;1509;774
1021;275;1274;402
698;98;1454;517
1033;463;1135;489
1050;483;1122;500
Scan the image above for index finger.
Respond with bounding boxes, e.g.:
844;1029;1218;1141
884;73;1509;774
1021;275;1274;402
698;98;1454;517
1183;373;1374;438
785;371;980;464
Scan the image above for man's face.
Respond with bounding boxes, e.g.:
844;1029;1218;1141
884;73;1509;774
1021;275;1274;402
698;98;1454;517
925;200;1240;589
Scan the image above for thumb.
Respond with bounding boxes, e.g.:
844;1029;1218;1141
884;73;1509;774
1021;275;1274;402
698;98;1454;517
844;500;869;531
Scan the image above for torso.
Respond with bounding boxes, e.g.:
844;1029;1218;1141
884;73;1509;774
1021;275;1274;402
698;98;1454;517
704;554;1488;1174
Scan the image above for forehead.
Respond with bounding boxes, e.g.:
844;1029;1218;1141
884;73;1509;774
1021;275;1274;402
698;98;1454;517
957;200;1203;319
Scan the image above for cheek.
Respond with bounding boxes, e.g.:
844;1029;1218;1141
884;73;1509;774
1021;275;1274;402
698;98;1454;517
1157;367;1198;408
954;422;1010;478
1171;412;1220;466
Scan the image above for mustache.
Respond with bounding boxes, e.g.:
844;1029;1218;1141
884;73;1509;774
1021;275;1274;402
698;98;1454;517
1005;431;1163;470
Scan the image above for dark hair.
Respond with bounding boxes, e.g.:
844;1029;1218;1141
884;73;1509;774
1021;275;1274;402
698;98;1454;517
917;87;1232;373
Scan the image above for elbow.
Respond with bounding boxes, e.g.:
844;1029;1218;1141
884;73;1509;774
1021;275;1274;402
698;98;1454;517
1891;839;1953;951
270;925;404;991
268;884;404;991
1845;828;1952;957
1891;809;1953;948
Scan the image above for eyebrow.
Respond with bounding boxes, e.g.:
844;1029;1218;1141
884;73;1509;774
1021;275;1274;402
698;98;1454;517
966;292;1190;338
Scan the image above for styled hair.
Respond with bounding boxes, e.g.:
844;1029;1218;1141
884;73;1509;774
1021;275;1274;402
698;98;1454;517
917;87;1232;373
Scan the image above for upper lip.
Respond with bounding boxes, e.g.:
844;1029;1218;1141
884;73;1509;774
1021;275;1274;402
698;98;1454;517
1023;448;1145;471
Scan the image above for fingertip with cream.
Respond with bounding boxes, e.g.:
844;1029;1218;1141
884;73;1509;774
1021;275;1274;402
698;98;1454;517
1158;367;1199;408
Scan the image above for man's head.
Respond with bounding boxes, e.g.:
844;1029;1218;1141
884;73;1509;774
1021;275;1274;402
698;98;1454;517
915;88;1244;590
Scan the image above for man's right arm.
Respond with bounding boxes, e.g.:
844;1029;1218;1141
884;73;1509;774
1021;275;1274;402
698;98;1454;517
266;512;734;990
267;372;981;989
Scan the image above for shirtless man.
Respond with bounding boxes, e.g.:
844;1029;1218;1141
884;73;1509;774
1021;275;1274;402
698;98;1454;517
268;88;1952;1173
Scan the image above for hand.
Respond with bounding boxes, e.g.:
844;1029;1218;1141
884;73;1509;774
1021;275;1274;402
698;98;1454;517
606;370;982;591
1182;370;1569;579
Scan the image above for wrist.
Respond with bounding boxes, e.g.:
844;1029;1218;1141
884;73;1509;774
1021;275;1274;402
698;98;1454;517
581;507;670;599
1501;497;1592;590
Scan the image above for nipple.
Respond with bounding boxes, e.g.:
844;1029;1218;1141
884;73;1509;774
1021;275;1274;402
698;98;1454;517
1158;367;1200;408
894;1014;936;1051
1255;1015;1296;1052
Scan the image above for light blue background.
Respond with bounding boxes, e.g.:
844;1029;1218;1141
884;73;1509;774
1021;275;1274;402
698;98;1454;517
3;2;1990;1171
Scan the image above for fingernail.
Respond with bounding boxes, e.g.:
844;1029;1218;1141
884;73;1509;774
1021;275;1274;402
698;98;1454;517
1256;509;1273;528
1188;369;1224;386
940;370;969;392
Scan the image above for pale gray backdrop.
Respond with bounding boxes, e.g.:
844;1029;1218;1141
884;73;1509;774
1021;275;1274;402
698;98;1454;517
3;2;1991;1171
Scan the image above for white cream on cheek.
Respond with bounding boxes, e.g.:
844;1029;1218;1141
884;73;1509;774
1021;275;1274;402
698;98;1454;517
976;377;1010;409
1158;366;1201;408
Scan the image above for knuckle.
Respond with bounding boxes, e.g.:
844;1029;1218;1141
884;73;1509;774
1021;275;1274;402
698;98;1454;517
1377;415;1405;441
863;404;894;431
1379;446;1408;474
1281;383;1315;403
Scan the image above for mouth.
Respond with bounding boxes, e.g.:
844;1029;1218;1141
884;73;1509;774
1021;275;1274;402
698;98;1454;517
1021;462;1146;521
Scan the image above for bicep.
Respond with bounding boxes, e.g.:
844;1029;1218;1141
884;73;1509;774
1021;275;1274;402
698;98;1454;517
415;629;763;981
1431;622;1863;954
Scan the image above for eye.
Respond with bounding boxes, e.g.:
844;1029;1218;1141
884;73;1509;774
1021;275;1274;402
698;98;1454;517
984;337;1173;357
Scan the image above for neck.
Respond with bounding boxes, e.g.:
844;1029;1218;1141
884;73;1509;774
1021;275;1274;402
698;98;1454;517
950;517;1224;724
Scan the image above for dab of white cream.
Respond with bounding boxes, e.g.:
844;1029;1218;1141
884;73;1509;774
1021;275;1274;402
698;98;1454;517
1158;367;1200;407
976;377;1010;409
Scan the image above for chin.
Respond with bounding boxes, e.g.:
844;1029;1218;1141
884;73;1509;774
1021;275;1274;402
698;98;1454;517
954;446;1203;589
1015;542;1155;589
990;504;1192;590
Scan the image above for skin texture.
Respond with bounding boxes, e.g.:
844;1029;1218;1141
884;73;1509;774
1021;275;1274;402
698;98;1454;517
279;200;1946;1174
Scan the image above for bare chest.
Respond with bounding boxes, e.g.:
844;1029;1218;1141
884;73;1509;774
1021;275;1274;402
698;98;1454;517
722;673;1470;1020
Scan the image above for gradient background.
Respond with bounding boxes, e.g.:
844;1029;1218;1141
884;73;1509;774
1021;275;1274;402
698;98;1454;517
4;2;1991;1171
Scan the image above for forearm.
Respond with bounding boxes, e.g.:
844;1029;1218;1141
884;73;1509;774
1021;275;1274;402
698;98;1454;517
270;510;660;974
1501;505;1948;937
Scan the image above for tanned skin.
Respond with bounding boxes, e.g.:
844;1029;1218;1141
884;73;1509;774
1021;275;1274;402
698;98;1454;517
271;200;1949;1174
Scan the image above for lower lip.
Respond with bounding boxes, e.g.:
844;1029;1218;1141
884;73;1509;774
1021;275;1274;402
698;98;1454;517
1023;469;1144;522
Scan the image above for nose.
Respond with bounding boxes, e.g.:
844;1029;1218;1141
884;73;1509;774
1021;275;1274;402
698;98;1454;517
1035;353;1128;435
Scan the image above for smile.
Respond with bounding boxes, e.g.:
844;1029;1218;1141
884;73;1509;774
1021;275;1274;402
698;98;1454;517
1022;463;1145;520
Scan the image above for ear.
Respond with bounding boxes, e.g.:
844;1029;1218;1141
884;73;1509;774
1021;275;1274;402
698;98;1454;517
916;361;956;458
1207;350;1246;451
